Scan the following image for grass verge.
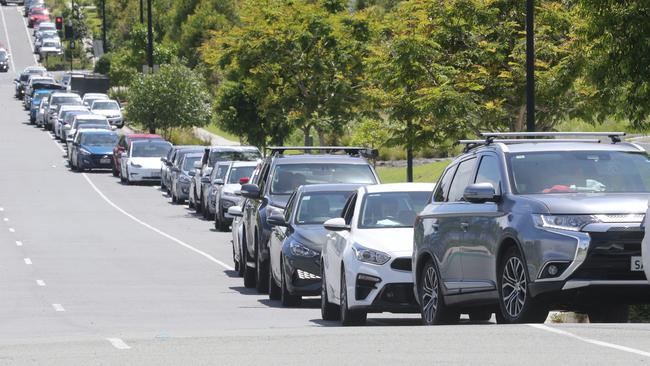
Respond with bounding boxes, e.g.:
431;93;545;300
376;160;450;184
203;124;241;143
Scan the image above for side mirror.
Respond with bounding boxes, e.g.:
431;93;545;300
193;161;202;169
171;167;180;173
239;177;250;185
111;125;117;131
227;206;243;217
323;217;350;232
188;170;196;177
267;213;288;227
234;190;242;196
201;176;211;184
240;183;260;199
463;183;499;204
160;157;167;162
64;125;71;130
214;178;224;185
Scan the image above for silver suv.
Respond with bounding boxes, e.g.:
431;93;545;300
413;132;650;325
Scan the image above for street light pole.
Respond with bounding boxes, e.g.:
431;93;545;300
139;0;144;24
525;0;535;132
101;0;107;52
146;0;153;70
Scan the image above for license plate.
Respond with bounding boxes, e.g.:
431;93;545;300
631;256;644;271
100;158;110;164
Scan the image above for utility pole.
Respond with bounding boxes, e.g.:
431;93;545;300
139;0;144;24
525;0;535;132
146;0;153;70
101;0;107;52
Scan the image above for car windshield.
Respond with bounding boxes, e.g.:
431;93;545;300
32;9;47;15
131;142;171;158
0;53;6;62
183;156;201;171
270;164;376;195
228;166;255;184
52;96;81;105
81;133;117;146
208;150;260;165
509;151;650;194
359;191;431;229
295;191;353;225
92;101;119;110
43;41;59;47
76;119;106;126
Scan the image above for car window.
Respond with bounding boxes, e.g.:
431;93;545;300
131;142;172;158
182;156;201;171
284;192;296;222
212;163;229;181
433;165;457;202
295;191;353;225
359;191;431;228
80;133;117;146
92;101;119;110
342;193;357;225
228;166;255;184
447;158;476;202
270;164;376;195
208;150;261;165
475;155;501;192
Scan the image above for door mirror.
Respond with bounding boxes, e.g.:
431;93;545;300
239;177;250;185
227;206;243;217
201;176;211;184
161;157;167;163
110;125;117;131
240;183;260;199
188;170;196;177
267;213;288;227
193;161;202;169
214;178;225;185
463;183;499;203
323;217;350;232
171;167;180;173
64;125;71;130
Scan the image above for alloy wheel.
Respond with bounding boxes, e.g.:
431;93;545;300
501;257;526;318
421;266;439;324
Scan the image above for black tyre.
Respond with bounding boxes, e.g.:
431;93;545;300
321;267;340;321
236;240;245;277
418;259;459;325
256;243;269;294
587;305;629;323
496;246;548;324
469;310;493;322
215;210;229;232
268;260;281;301
280;264;301;307
242;235;256;288
340;269;366;326
112;165;119;177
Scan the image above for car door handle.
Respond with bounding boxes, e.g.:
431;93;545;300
460;222;469;232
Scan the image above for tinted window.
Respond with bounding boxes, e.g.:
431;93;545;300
359;191;431;229
92;101;119;110
52;96;81;105
208;150;261;165
433;165;457;202
295;191;353;225
270;164;376;195
228;166;255;184
475;155;501;191
447;158;476;202
509;151;650;194
183;156;201;171
131;142;172;158
80;133;118;146
212;164;229;180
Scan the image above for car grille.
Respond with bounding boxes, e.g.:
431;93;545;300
90;155;113;167
572;230;647;281
390;257;412;272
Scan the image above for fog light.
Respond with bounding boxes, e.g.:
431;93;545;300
547;265;558;276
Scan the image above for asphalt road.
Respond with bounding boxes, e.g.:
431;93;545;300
0;5;649;365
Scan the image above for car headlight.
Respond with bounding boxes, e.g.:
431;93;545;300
352;244;391;265
289;241;318;257
266;205;284;218
532;214;600;232
129;161;142;168
79;148;91;155
223;191;238;198
221;200;235;209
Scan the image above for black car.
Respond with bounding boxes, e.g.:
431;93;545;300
267;184;362;306
239;146;380;292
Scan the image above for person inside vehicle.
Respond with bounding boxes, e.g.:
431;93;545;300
375;198;401;226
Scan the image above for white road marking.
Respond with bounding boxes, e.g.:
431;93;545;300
81;173;234;271
106;338;131;350
15;240;22;246
0;6;17;71
36;280;46;286
18;8;39;64
528;324;650;358
8;227;15;232
24;258;32;265
52;304;65;312
0;207;4;211
3;218;8;222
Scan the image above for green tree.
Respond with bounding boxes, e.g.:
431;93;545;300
126;62;212;135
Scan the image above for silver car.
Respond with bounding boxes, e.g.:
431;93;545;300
45;92;82;131
212;161;257;231
171;153;203;204
413;132;650;326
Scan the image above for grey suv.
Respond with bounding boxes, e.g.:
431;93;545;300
413;132;650;325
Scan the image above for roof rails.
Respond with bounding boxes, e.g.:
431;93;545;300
459;132;626;152
268;146;379;159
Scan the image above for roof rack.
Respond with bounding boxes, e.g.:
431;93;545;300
458;132;626;153
268;146;378;159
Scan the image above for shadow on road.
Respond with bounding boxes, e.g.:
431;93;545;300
229;286;258;295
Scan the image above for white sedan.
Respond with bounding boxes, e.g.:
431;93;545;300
120;139;172;185
320;183;435;325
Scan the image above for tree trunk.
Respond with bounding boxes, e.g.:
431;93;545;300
316;128;326;146
406;119;413;183
514;105;526;132
303;125;312;146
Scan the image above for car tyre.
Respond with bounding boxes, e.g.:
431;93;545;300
216;210;229;232
255;242;269;294
587;305;629;323
112;165;119;177
268;260;281;301
340;269;366;326
236;239;245;277
321;267;340;321
418;259;459;325
242;235;256;288
280;263;301;307
496;246;548;324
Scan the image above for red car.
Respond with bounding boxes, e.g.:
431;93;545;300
112;133;163;177
28;8;50;28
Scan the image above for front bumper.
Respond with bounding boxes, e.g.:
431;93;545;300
128;166;161;182
283;253;321;296
79;154;113;169
176;180;191;200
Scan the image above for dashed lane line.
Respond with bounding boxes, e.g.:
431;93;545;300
18;6;39;65
52;304;65;312
15;240;22;246
528;324;650;358
23;258;31;265
8;227;15;232
36;280;46;286
106;338;131;350
0;6;17;71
